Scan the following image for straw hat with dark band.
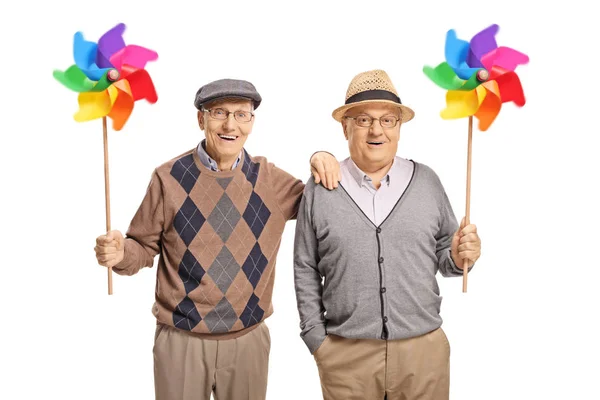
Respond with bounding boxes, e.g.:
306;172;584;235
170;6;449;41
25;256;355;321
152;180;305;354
332;70;415;123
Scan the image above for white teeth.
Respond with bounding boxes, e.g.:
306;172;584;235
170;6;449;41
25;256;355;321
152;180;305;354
218;135;237;140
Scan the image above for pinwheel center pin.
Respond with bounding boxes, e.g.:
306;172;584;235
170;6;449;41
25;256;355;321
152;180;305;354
107;69;120;81
476;69;489;82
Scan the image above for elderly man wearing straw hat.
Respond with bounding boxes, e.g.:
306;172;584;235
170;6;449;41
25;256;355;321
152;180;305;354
93;78;341;400
293;70;482;399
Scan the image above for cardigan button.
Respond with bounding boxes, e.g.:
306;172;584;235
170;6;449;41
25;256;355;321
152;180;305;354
379;257;384;263
381;287;386;293
383;316;388;323
376;227;381;233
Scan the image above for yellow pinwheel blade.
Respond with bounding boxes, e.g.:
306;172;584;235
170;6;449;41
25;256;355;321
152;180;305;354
74;90;113;122
441;85;487;120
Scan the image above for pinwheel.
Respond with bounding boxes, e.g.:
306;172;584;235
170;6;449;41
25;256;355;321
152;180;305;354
53;23;159;295
423;24;528;292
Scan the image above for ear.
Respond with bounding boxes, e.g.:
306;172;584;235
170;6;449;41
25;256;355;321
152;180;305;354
197;110;205;130
342;119;349;140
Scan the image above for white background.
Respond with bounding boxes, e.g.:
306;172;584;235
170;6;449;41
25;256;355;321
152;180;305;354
1;0;598;399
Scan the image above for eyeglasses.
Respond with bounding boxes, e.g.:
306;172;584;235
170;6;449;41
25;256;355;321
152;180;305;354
344;114;401;128
204;108;254;123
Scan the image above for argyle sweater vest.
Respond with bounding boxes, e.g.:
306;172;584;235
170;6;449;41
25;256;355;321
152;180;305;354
113;147;304;339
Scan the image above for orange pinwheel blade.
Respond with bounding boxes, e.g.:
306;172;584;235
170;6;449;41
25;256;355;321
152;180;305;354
107;80;134;131
474;81;501;131
440;85;486;119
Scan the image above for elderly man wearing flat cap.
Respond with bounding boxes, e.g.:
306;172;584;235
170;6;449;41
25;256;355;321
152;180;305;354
93;78;340;400
293;70;482;400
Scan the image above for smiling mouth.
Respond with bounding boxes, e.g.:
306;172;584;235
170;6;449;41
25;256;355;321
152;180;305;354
367;141;384;146
218;134;238;141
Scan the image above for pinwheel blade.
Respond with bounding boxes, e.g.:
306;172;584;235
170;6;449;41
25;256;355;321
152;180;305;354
467;24;499;68
74;90;112;122
423;62;465;90
73;32;112;81
109;45;158;70
119;65;158;103
88;70;117;92
107;81;134;131
441;85;486;119
445;29;469;68
494;70;526;106
97;23;126;68
481;46;529;72
53;65;95;92
474;81;501;131
424;62;484;91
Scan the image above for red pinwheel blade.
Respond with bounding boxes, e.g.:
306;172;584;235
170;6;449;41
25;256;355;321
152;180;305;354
119;65;158;103
96;23;126;68
491;68;526;106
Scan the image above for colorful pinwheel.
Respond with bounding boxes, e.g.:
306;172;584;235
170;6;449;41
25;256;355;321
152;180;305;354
53;23;159;295
53;22;158;130
423;24;528;131
422;24;529;292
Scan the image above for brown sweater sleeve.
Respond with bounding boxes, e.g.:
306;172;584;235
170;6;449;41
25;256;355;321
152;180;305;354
113;169;165;276
267;162;305;221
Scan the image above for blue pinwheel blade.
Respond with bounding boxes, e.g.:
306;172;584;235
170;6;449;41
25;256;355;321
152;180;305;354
445;29;481;80
445;30;468;68
73;32;112;81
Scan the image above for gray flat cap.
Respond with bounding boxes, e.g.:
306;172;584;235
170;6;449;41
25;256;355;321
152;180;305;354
194;78;262;110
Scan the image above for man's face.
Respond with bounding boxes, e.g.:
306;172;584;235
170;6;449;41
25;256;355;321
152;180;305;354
342;104;401;170
198;99;254;159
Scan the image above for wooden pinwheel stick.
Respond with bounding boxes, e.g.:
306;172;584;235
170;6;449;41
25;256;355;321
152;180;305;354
102;116;113;295
463;116;473;293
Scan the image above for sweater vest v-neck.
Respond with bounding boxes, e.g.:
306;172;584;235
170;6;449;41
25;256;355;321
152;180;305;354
114;147;303;339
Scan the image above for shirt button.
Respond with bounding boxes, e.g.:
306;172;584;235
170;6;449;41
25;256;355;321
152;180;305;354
383;316;388;323
379;257;384;263
376;228;381;233
381;287;386;293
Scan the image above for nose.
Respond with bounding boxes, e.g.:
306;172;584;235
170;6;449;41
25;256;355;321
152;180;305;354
222;113;236;132
369;119;384;135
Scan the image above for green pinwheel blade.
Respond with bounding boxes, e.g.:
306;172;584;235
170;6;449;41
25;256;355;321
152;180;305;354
423;62;483;91
53;65;95;92
460;71;486;91
88;70;116;92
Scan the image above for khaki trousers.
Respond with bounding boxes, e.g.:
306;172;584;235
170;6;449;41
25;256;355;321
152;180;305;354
313;327;451;400
153;321;271;400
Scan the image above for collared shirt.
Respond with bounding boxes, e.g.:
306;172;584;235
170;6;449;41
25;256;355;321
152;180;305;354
196;139;242;171
339;156;415;226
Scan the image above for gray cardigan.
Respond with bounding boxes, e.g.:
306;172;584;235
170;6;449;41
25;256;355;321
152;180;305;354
293;161;472;354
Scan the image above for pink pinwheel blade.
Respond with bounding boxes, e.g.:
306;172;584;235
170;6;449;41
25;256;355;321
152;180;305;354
96;23;126;68
467;24;499;68
109;45;158;70
481;46;529;72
